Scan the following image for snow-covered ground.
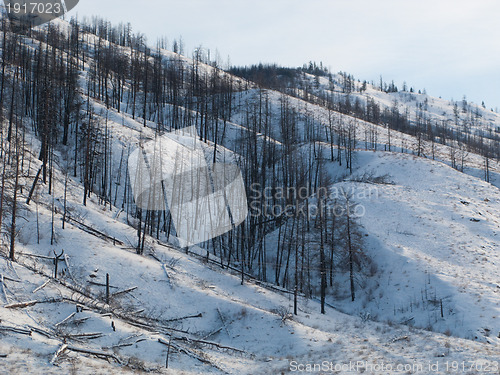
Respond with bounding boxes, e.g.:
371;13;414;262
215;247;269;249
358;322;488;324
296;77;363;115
325;151;500;343
0;19;499;374
1;182;499;373
1;142;499;373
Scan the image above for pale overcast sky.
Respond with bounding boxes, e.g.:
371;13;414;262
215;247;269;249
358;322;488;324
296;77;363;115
66;0;500;108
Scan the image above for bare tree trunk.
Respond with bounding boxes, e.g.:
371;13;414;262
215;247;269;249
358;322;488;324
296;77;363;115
9;146;19;261
347;201;355;302
0;160;6;233
319;200;326;314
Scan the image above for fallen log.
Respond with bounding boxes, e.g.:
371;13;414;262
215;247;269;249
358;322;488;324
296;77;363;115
2;275;21;283
27;325;56;339
125;320;158;332
158;337;211;365
148;253;161;262
165;313;202;323
17;253;58;261
32;280;50;294
50;344;68;365
4;298;62;309
66;345;122;364
65;217;124;246
102;342;133;350
87;280;118;289
111;286;137;297
64;332;103;340
122;333;143;342
71;317;91;325
202;327;223;340
55;312;76;327
4;300;38;309
173;336;247;355
102;338;146;350
0;325;32;335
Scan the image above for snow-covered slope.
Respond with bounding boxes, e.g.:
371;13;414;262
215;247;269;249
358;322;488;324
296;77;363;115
325;151;500;343
2;100;497;372
1;181;499;373
0;18;499;374
308;72;500;139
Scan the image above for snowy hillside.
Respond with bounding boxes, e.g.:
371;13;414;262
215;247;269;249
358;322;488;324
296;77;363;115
326;151;500;342
322;72;500;137
1;174;499;373
0;17;499;374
